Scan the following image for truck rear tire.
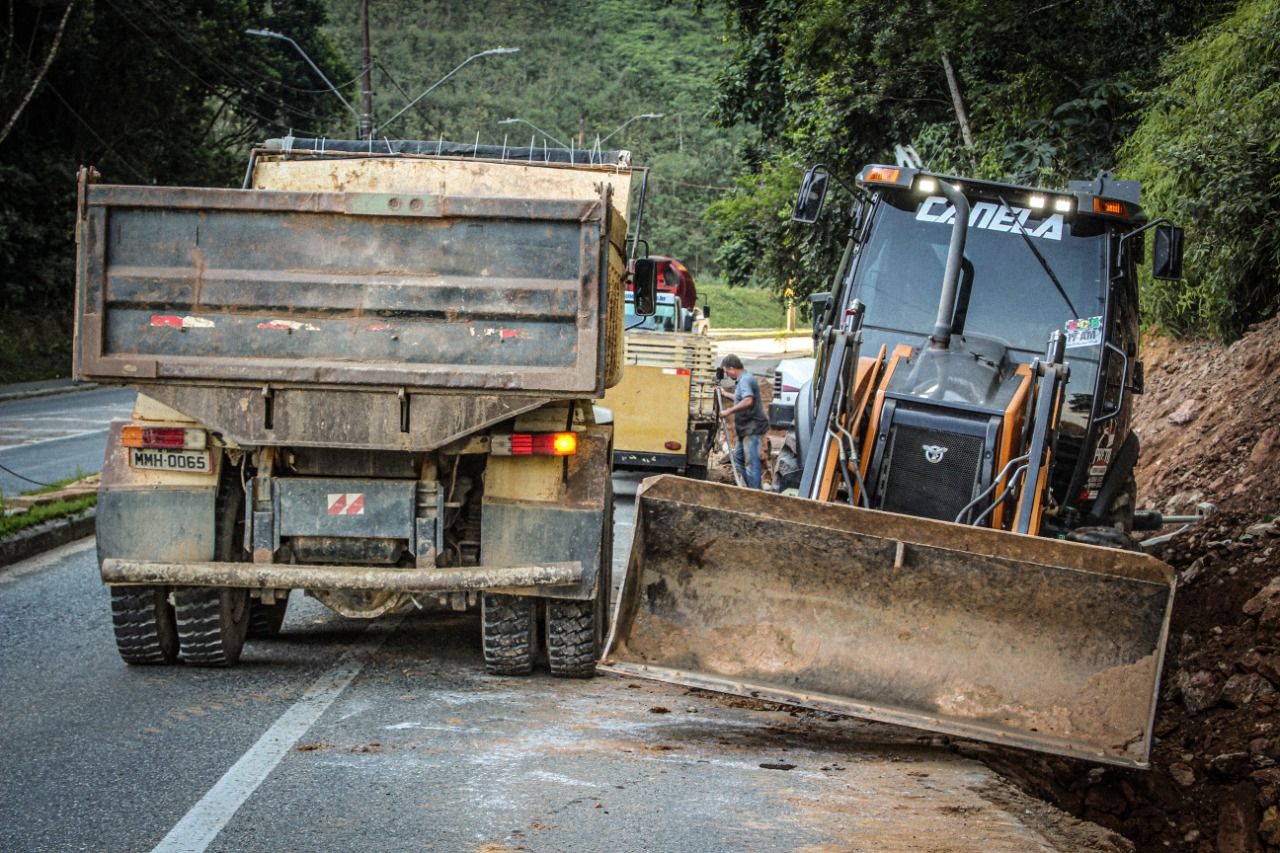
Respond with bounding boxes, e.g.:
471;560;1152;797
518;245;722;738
547;485;613;678
546;599;599;677
481;594;536;676
109;586;179;665
175;587;250;666
176;459;250;666
248;597;290;638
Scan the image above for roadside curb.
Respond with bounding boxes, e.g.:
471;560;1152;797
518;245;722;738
0;508;96;568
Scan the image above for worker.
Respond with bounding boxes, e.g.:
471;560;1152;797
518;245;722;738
718;354;770;489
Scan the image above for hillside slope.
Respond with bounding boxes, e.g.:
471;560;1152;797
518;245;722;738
985;315;1280;852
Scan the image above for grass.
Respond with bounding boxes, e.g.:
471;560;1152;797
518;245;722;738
696;280;789;330
0;469;97;539
0;494;96;539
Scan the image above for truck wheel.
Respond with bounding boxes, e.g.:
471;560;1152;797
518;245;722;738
175;587;249;666
481;594;536;676
248;597;289;638
546;599;599;677
547;486;613;678
109;586;179;665
176;459;250;666
684;464;708;481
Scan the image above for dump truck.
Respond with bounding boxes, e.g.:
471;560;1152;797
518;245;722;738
603;163;1186;766
603;292;717;477
75;137;655;676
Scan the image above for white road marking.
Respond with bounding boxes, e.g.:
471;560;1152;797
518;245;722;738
151;615;404;853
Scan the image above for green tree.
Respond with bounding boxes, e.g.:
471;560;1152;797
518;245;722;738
705;0;1228;303
324;0;743;276
0;0;348;381
1120;0;1280;339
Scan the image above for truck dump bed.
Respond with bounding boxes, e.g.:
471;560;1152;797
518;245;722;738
73;151;631;450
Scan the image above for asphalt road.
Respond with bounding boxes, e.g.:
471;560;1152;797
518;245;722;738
0;384;135;496
0;380;1114;852
0;469;1126;853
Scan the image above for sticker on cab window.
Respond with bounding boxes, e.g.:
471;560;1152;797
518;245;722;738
1065;316;1103;348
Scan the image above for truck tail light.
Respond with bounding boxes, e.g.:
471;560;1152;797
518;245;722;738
121;426;207;450
493;432;578;456
664;441;682;451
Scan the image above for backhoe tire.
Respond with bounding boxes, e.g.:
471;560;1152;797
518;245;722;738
772;427;802;493
109;586;179;665
1065;526;1145;553
247;597;289;638
1102;473;1138;533
482;593;535;676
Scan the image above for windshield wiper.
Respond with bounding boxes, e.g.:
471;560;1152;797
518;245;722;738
999;194;1079;319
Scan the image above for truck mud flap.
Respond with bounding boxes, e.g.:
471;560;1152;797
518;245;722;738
600;475;1175;767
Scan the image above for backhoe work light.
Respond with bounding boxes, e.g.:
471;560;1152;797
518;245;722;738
1054;197;1074;213
492;432;578;456
121;426;207;450
915;177;939;194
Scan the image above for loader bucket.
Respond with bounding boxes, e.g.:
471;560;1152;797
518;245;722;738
601;475;1175;767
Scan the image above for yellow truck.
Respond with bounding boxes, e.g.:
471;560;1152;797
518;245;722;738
604;299;717;479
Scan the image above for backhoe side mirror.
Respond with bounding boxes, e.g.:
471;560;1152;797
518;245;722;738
632;258;657;316
1153;224;1185;281
792;168;829;224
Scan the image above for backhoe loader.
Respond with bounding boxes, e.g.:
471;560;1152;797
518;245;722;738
602;163;1186;767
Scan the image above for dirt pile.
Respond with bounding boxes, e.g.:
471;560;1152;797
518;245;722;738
981;314;1280;852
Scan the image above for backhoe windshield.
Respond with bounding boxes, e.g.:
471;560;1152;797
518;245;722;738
851;193;1107;362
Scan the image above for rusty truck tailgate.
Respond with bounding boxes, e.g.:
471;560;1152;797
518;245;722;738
74;182;612;395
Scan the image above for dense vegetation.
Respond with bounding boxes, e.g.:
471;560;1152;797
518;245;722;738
0;0;740;381
704;0;1279;338
0;0;350;381
1;0;1276;384
321;0;742;277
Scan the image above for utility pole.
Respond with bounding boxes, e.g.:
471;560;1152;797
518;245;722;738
358;0;374;139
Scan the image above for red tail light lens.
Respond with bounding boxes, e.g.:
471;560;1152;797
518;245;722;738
121;426;207;450
501;432;578;456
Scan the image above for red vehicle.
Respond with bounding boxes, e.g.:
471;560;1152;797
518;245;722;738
629;255;696;310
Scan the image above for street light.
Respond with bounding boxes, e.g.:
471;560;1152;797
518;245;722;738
376;47;519;137
498;118;569;150
597;113;663;147
247;29;360;131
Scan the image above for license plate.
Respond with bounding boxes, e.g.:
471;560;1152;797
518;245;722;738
128;448;213;473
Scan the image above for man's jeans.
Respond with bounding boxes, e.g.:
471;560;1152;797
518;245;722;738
732;432;763;489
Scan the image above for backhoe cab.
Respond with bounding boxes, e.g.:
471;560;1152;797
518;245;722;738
781;163;1184;540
